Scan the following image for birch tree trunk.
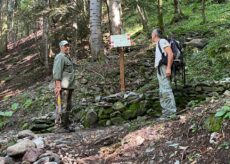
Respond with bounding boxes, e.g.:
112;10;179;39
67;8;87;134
89;0;104;60
108;0;122;35
157;0;164;32
136;0;148;32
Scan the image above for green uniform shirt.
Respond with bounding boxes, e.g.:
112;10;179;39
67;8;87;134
53;52;75;89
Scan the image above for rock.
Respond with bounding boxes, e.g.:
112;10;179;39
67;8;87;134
122;103;144;120
30;113;55;132
7;139;35;156
32;137;45;149
106;120;111;126
102;93;123;102
110;117;124;125
80;78;88;84
0;157;4;163
33;157;50;164
112;102;125;111
224;90;230;97
209;132;222;144
136;136;145;146
38;151;61;164
110;111;121;117
22;148;43;163
18;130;35;139
84;109;98;127
185;38;207;49
95;96;102;102
98;108;113;120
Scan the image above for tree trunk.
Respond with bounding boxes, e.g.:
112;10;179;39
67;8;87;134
0;0;8;53
89;0;104;60
157;0;164;32
42;0;49;70
108;0;122;35
201;0;206;23
171;0;185;23
7;0;16;43
136;0;148;32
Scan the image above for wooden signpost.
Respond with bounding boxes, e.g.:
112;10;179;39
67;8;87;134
110;34;132;92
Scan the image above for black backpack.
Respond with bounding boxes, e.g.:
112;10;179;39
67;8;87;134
158;38;183;66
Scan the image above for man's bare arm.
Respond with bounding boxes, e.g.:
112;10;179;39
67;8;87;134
164;46;174;77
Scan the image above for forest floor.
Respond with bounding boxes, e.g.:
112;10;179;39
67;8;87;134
0;93;229;163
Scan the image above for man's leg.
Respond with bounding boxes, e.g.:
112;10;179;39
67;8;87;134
55;90;63;127
61;89;73;128
157;66;177;116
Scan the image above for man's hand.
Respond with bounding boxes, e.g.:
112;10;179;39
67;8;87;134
166;67;172;77
55;81;61;96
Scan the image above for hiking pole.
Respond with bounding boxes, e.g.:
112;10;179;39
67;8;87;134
55;93;62;126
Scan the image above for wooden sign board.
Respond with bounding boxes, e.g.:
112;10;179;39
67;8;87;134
110;34;131;48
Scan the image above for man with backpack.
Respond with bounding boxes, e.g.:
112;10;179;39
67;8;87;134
152;29;177;118
53;40;75;132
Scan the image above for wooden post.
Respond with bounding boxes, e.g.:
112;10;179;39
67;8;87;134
119;47;125;92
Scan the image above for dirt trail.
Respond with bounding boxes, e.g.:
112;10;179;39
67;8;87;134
35;96;229;164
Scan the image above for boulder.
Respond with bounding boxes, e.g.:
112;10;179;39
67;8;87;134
32;137;45;149
224;90;230;97
185;38;207;49
34;151;61;164
7;139;35;156
0;156;15;164
22;148;43;163
17;130;35;139
84;109;98;127
110;117;124;125
0;157;4;163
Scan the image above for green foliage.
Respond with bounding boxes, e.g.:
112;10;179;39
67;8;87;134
0;111;13;117
23;99;33;108
204;114;223;132
11;103;19;111
215;105;230;119
218;141;230;150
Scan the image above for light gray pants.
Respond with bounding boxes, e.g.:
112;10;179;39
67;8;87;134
157;65;177;115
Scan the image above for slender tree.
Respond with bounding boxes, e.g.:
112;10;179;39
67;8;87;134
136;0;149;32
42;0;50;70
89;0;104;60
0;0;8;53
157;0;164;32
7;0;16;43
201;0;206;23
171;0;185;23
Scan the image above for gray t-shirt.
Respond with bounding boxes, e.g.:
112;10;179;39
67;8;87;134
155;39;170;68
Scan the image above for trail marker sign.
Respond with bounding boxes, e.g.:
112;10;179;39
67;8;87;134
110;34;132;92
110;34;131;48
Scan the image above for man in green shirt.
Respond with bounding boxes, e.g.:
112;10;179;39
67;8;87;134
53;40;75;131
